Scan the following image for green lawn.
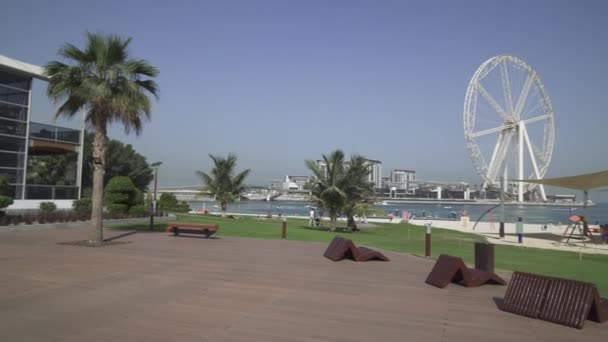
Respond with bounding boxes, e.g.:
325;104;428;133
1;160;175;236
109;213;608;295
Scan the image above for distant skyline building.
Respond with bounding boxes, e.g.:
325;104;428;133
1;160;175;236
315;160;327;178
365;159;382;189
390;169;416;190
282;175;310;191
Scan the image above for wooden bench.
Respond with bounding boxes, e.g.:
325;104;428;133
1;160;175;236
167;222;219;238
323;236;389;262
502;271;608;329
425;254;506;288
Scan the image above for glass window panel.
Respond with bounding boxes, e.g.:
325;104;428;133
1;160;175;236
2;184;22;199
25;185;52;200
0;167;24;184
54;186;78;199
0;151;25;168
0;135;26;152
0;70;31;90
29;122;55;140
0;85;28;106
0;102;27;121
56;126;80;144
0;118;26;136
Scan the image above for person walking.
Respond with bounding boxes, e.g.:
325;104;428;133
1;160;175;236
309;208;315;226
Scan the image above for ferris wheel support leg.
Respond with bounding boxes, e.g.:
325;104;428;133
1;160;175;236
518;123;524;202
521;123;547;201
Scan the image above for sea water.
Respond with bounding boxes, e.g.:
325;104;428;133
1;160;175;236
186;200;608;225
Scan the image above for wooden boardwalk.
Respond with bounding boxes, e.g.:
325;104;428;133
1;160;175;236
0;227;606;341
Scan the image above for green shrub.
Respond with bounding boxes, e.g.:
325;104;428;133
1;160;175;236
134;188;144;205
40;201;57;213
158;193;178;210
105;176;138;213
107;203;129;214
128;204;146;217
72;198;92;213
0;176;14;216
158;193;190;213
174;201;191;213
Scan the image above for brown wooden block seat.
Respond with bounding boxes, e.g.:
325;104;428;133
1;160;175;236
502;271;608;329
323;236;389;262
425;254;506;288
167;222;219;238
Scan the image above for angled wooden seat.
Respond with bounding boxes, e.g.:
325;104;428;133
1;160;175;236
425;254;505;288
323;237;389;262
357;246;390;262
502;271;608;329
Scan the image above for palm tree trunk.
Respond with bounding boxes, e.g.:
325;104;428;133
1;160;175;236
221;201;227;217
90;126;107;244
330;213;337;231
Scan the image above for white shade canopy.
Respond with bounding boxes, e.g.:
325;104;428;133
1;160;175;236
518;170;608;191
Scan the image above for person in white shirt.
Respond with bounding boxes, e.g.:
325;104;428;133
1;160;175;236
309;209;315;226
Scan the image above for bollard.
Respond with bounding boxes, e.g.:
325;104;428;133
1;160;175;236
281;217;287;239
425;222;432;258
499;222;505;238
516;217;524;243
474;242;495;273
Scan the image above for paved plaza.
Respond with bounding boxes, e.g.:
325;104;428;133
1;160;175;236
1;226;606;341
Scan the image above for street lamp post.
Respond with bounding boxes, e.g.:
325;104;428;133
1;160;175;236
149;161;162;230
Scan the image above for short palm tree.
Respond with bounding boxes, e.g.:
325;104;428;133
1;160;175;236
305;150;348;230
45;33;159;244
197;154;250;217
342;155;375;228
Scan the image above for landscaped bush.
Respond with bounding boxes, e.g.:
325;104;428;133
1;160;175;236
23;213;35;225
158;193;191;213
105;176;138;213
40;202;57;213
0;176;14;217
11;214;22;225
128;205;146;217
107;203;129;214
72;198;92;213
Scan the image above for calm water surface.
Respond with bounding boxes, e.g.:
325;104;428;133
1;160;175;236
186;200;608;225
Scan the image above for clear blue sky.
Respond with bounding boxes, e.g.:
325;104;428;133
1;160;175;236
2;1;607;198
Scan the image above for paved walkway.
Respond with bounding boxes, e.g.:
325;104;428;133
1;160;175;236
0;227;606;341
410;219;608;255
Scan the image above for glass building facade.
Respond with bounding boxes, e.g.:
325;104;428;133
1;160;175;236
0;58;82;201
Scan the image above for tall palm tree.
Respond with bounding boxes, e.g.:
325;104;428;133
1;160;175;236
196;154;250;217
305;150;347;230
45;33;159;244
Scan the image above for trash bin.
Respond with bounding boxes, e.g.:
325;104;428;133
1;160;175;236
475;242;495;273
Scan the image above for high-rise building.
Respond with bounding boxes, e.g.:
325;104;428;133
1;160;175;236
0;55;84;208
315;160;327;178
390;169;416;190
365;159;382;189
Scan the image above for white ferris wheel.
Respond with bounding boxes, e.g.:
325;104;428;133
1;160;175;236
464;55;555;202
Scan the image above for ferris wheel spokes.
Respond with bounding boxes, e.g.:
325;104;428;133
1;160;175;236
499;60;515;115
